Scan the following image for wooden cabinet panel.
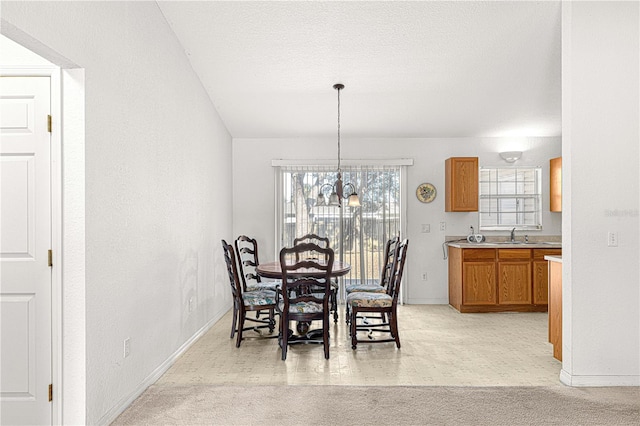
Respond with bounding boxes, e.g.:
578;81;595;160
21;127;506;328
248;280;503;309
548;260;563;360
550;157;562;212
498;249;532;260
449;246;561;313
462;262;496;305
448;247;463;310
532;249;561;305
463;248;496;261
532;260;549;304
445;157;478;212
498;262;532;304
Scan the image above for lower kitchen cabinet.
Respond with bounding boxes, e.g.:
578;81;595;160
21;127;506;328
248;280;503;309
449;246;561;313
533;249;561;304
498;249;532;305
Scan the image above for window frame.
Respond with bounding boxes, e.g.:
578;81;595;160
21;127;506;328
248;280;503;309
273;160;410;302
478;166;543;231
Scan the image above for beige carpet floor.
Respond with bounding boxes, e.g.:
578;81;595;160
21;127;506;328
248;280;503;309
112;384;639;425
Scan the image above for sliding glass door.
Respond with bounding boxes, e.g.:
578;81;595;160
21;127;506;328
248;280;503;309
277;165;403;292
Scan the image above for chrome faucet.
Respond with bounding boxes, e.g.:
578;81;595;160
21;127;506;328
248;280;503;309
510;227;516;242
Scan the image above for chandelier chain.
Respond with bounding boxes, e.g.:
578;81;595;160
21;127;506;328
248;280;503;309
337;86;341;174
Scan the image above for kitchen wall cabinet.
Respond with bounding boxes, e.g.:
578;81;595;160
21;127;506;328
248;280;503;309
550;157;562;212
445;157;478;212
448;246;561;313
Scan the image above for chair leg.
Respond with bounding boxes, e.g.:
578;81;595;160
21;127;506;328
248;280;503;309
332;290;338;323
268;308;275;333
230;304;238;339
236;309;246;348
390;310;401;349
350;307;358;349
323;313;330;359
281;314;288;360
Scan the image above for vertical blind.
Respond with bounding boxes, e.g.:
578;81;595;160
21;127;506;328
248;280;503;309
278;165;402;292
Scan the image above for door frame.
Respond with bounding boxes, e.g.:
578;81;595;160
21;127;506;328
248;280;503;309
1;67;62;424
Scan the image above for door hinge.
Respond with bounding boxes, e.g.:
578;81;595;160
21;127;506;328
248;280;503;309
47;115;52;133
48;384;53;402
48;250;53;267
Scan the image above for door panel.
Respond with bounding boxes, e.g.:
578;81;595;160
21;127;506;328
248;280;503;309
0;76;52;426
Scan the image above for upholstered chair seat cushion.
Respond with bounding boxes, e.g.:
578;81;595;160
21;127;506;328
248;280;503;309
345;284;386;294
246;280;281;292
347;291;393;308
278;300;323;314
242;289;277;306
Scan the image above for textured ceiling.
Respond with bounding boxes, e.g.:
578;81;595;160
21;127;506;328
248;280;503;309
157;1;561;139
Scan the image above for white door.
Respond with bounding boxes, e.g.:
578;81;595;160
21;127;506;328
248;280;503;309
0;76;52;425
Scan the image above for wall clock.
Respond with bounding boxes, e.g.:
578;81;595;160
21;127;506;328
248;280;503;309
416;182;437;203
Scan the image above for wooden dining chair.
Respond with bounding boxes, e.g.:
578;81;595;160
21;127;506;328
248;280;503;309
344;236;400;323
348;239;409;350
277;242;334;360
292;233;339;322
221;240;277;348
235;235;280;292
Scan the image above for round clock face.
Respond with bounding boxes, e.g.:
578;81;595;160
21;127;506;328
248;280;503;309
416;183;437;203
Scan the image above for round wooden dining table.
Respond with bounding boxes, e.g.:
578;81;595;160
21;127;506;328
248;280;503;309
256;260;351;339
256;260;351;280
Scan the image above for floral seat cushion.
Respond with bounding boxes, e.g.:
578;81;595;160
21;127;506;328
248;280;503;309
345;283;386;294
242;289;277;306
278;301;323;314
347;291;393;308
246;280;281;292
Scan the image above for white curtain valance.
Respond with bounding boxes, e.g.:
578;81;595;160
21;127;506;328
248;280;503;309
271;158;414;167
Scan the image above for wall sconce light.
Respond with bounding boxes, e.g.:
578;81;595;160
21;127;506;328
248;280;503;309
499;151;523;163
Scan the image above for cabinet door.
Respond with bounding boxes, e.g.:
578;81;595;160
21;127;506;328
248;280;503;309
445;157;478;212
498;262;532;304
532;249;561;305
462;262;496;305
532;260;550;304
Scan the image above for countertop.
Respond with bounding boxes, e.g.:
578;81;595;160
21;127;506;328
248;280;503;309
544;255;562;263
445;236;562;249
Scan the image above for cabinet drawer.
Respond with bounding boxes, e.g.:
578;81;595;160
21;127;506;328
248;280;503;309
498;248;532;260
463;248;496;261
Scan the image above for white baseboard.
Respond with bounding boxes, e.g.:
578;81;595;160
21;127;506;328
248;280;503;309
403;298;449;304
97;307;229;426
560;369;640;386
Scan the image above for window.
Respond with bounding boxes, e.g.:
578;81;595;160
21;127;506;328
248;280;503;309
277;165;403;289
479;166;542;231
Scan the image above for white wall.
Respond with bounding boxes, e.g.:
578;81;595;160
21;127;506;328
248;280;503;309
233;136;561;304
561;2;640;386
2;2;234;424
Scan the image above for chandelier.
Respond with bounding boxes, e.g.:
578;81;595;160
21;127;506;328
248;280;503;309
316;84;361;208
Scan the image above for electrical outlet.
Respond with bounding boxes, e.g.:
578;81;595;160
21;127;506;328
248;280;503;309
607;232;618;247
439;222;446;231
188;297;194;312
421;224;430;233
421;272;428;281
123;338;130;358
